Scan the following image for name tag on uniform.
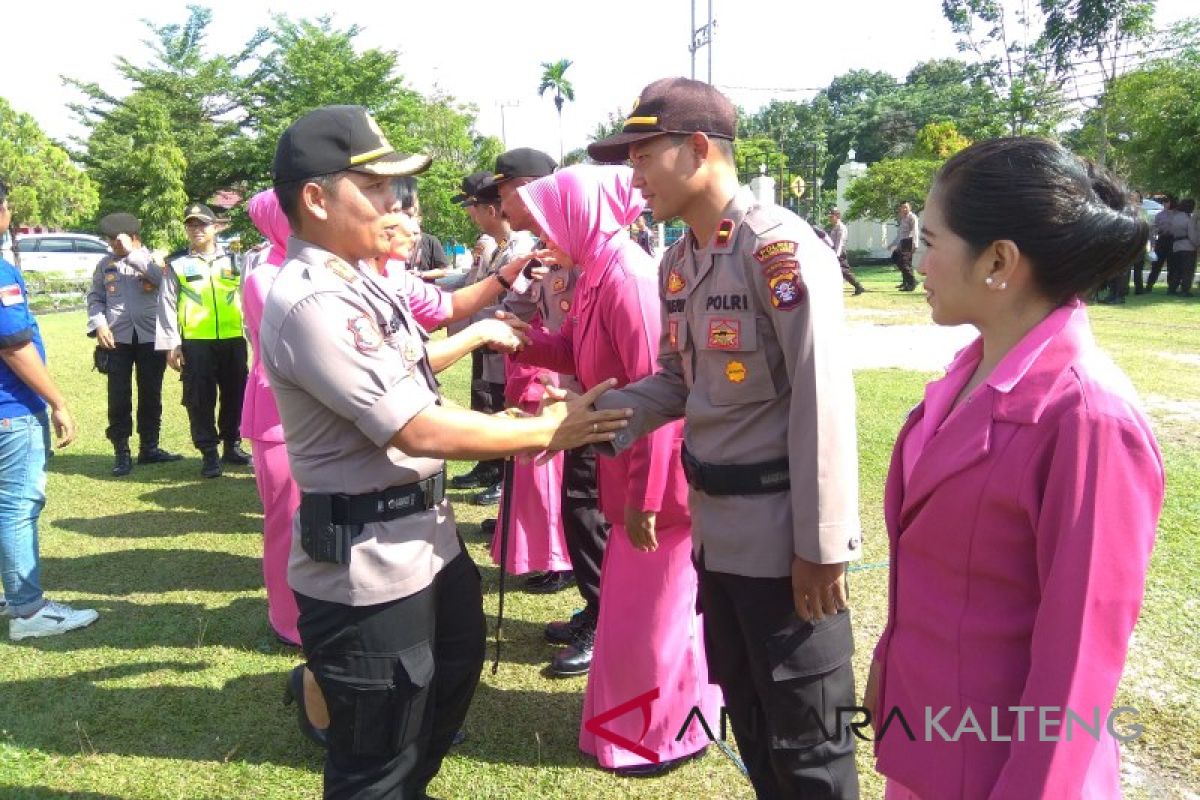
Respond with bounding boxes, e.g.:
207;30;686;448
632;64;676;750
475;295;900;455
0;284;22;306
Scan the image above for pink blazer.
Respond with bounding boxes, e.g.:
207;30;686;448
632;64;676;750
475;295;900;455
873;301;1164;799
518;243;689;528
241;263;284;442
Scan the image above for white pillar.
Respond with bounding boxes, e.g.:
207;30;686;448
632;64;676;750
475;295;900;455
750;175;776;207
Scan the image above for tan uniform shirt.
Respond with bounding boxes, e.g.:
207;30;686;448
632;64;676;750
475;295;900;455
503;251;582;393
446;233;497;337
597;189;862;577
474;231;535;384
829;221;848;258
260;239;459;606
889;212;919;250
86;248;163;343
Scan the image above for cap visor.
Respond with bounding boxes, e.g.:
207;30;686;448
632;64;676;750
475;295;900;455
587;131;667;164
351;152;433;177
184;215;214;223
450;192;468;204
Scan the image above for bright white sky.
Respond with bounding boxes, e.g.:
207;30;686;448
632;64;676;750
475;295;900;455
2;0;1195;161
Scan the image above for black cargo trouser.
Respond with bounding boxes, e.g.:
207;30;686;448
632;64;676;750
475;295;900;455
296;549;486;800
697;557;860;800
469;350;506;475
561;447;610;624
179;337;248;452
105;332;167;449
894;239;916;288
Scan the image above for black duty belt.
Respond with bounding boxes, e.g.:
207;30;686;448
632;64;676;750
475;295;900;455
326;471;446;525
681;445;790;496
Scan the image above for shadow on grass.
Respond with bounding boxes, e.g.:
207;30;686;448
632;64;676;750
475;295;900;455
48;452;250;483
56;507;259;538
0;787;129;800
9;597;288;653
0;660;323;769
40;548;262;595
456;681;589;769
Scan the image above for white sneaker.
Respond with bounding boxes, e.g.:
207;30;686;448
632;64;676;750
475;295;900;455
9;601;99;640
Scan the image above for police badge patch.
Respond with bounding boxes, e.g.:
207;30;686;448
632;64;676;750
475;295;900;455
348;314;383;352
667;268;686;294
707;318;741;350
765;261;805;311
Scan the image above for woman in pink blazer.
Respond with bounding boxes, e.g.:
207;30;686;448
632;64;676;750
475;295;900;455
867;138;1165;799
242;189;301;647
509;165;721;774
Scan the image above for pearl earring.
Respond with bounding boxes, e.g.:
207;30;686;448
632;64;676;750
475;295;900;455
999;281;1008;290
985;277;994;286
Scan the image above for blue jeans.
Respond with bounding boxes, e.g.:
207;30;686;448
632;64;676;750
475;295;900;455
0;411;49;616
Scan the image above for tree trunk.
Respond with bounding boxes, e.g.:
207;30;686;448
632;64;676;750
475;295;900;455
1096;91;1108;168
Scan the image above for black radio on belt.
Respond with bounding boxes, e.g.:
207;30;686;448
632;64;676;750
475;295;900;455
680;446;791;496
299;471;447;564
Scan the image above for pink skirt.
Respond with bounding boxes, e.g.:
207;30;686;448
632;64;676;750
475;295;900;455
580;520;722;768
489;453;571;575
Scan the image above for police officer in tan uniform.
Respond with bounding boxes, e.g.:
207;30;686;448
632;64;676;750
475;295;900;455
262;105;628;799
87;212;182;476
448;172;507;497
588;78;862;799
487;148;613;675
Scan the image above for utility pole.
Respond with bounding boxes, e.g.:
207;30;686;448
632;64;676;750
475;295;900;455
497;100;519;148
689;0;716;84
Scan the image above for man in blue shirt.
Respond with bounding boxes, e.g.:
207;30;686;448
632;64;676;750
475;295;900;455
0;178;98;640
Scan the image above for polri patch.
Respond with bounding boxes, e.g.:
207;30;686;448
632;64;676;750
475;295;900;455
707;318;741;350
765;261;806;311
348;314;383;352
725;360;747;383
667;268;686;294
754;240;798;265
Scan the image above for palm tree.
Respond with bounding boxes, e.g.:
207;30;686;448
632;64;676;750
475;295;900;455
538;59;575;164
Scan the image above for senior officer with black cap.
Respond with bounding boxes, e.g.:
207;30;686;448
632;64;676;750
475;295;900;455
487;147;614;674
584;78;863;799
156;202;250;478
261;105;630;800
87;213;182;476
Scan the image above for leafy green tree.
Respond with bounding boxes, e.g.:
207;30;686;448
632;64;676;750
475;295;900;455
845;158;940;222
941;0;1069;136
0;98;98;230
67;5;267;205
84;93;189;250
1039;0;1157;165
538;59;576;164
1076;34;1200;194
912;121;972;159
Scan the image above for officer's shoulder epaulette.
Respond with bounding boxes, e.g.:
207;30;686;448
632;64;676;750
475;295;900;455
745;203;804;239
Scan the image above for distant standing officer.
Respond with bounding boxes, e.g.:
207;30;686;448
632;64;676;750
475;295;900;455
156;203;250;478
261;105;627;798
587;78;863;799
87;213;182;476
828;209;865;295
488;147;613;676
889;201;919;291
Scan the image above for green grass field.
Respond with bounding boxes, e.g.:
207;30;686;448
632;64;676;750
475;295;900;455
1;265;1196;799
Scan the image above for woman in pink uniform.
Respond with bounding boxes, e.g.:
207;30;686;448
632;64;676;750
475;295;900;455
508;165;720;775
866;138;1165;799
242;188;301;645
488;356;572;579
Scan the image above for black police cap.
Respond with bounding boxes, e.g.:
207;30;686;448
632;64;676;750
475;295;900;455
588;77;737;163
479;148;557;192
452;171;495;206
183;204;217;224
273;105;432;185
98;213;141;238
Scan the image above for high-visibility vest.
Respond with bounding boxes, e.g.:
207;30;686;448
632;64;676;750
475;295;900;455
170;250;243;340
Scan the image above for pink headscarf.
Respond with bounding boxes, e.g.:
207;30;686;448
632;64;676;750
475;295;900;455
247;188;290;267
517;165;645;270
